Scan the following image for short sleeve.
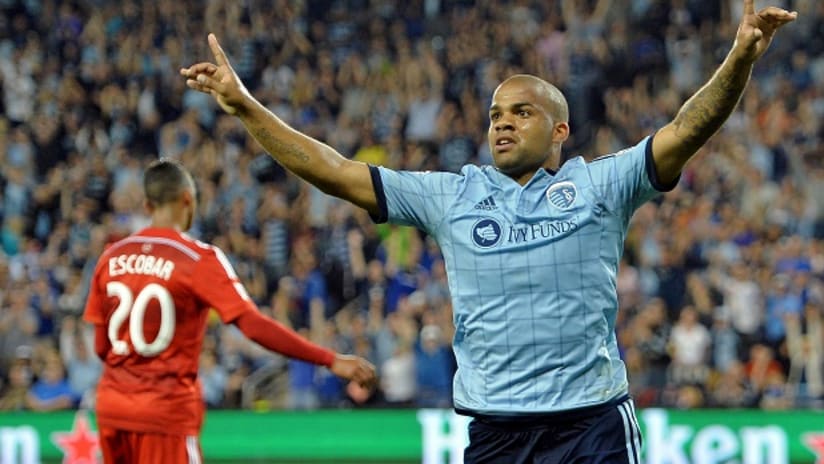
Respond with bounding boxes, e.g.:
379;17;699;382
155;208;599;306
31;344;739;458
193;245;258;323
82;259;107;325
369;165;464;234
586;135;678;219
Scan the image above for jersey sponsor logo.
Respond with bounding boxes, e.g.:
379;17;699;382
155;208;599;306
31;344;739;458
506;218;578;243
546;181;577;210
474;195;498;211
471;218;502;248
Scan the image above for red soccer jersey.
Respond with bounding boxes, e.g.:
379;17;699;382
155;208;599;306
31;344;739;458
83;227;256;435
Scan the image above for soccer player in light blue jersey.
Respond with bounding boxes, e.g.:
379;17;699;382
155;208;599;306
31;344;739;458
182;1;796;461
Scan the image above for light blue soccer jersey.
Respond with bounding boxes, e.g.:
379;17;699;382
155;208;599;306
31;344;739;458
370;136;672;415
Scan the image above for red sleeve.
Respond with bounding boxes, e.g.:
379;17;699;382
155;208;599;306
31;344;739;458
192;245;258;323
82;259;107;325
233;311;336;367
94;324;110;360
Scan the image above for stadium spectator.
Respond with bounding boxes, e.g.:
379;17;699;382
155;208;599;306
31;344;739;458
414;324;452;408
58;316;101;408
669;306;712;386
380;339;416;407
27;349;75;411
198;347;228;409
0;347;34;411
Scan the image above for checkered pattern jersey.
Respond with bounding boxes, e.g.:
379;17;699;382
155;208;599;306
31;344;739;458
371;136;669;414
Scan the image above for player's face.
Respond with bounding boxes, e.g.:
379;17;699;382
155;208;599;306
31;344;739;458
488;80;557;180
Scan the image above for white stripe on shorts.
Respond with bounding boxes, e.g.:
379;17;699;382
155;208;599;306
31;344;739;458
186;435;201;464
627;400;643;452
617;401;640;464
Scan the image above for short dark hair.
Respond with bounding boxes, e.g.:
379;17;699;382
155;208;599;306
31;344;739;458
143;159;193;206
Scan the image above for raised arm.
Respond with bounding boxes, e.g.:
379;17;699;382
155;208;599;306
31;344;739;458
180;34;379;216
651;0;796;185
592;0;613;23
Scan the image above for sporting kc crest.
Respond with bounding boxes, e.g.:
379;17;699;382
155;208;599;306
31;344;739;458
546;181;577;210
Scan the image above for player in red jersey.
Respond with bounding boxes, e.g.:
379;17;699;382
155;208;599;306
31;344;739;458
83;159;377;464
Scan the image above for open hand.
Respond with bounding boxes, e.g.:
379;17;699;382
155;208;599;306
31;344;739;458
179;34;250;115
734;0;796;63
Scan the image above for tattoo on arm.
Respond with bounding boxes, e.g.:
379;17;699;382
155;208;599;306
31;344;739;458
251;127;310;164
672;60;751;154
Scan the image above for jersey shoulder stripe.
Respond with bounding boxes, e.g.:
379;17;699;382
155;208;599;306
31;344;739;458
105;236;202;262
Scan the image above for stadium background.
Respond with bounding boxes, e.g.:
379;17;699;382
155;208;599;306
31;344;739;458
0;0;822;462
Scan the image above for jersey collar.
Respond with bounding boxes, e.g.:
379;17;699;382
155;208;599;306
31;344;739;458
488;166;555;191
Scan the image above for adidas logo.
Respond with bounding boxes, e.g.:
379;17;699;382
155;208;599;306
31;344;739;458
474;196;498;211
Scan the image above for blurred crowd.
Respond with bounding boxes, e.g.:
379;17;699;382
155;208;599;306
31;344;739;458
0;0;822;412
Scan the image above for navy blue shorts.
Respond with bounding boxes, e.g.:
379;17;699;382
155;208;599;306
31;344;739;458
463;396;642;464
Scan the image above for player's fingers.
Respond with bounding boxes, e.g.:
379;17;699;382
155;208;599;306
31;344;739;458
185;79;210;93
758;7;797;25
356;376;368;388
743;0;754;15
360;375;377;389
194;73;224;93
360;365;377;387
180;63;218;78
208;33;230;66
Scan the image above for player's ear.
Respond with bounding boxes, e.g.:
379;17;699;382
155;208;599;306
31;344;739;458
553;121;569;143
144;199;154;214
180;189;194;207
